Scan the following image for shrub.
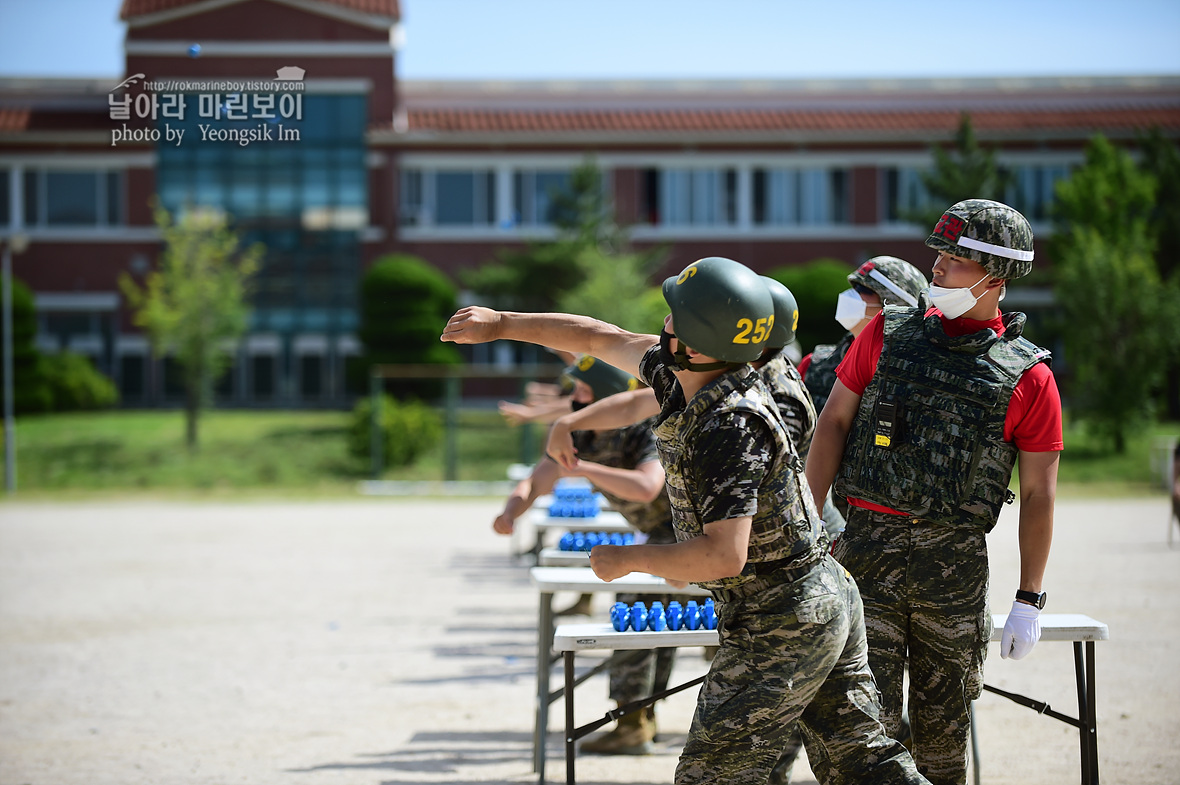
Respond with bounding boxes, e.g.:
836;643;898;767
42;352;119;411
348;394;442;468
766;258;855;354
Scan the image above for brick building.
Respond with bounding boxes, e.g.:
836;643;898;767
1;0;1178;407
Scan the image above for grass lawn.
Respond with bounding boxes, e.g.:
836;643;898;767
0;408;1175;500
3;408;547;500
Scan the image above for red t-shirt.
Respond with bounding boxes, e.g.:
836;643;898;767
835;308;1063;515
797;353;813;379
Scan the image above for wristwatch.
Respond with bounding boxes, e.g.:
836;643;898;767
1015;589;1047;609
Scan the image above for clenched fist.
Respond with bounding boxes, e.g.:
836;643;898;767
440;306;503;345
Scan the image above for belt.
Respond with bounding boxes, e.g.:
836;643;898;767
711;553;822;603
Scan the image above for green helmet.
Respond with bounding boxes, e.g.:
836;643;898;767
760;276;798;348
563;355;639;400
662;257;774;365
847;256;927;307
924;199;1035;279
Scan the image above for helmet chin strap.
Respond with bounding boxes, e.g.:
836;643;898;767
660;329;741;372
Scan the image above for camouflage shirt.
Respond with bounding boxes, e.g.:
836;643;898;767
639;346;825;591
572;419;673;536
758;352;817;457
802;332;854;415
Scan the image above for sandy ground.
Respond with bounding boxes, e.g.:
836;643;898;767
0;495;1177;785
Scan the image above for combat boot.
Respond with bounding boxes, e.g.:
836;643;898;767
580;707;656;755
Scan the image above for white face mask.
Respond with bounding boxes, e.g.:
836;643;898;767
834;289;868;331
927;273;990;319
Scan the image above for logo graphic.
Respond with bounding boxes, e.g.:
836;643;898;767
857;260;876;275
111;73;146;92
276;66;306;81
933;214;966;241
676;266;697;285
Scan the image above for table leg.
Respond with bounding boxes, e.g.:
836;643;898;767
1073;641;1101;784
565;651;576;785
535;591;554;780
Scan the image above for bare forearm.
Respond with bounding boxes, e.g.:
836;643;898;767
1017;491;1054;593
572;461;661;503
610;537;746;583
805;415;850;512
496;312;651;378
557;389;659;433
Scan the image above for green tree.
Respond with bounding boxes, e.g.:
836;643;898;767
1139;128;1180;419
556;246;666;335
903;113;1010;230
766;258;852;355
120;204;262;450
1052;135;1178;451
356;254;461;400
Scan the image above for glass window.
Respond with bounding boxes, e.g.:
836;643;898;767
400;169;423;225
881;166;932;223
513;169;573;226
23;171;39;225
1003;164;1072;222
46;172;99;225
435;170;494;225
659;167;736;226
0;169;8;226
754;167;850;226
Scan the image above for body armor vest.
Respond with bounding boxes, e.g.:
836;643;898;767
652;365;825;591
759;353;817;457
835;306;1050;531
804;332;854;414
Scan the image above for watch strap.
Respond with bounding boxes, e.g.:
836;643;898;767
1015;589;1046;609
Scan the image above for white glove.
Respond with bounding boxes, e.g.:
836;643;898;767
1000;600;1042;660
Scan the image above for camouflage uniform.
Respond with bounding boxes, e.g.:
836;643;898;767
832;304;1049;784
571;420;679;707
639;346;929;785
758;352;817;457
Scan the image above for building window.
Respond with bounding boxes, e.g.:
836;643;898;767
753;167;850;226
20;169;124;227
880;166;934;223
0;169;9;226
513;169;574;226
399;168;496;227
657;167;737;227
1002;164;1073;222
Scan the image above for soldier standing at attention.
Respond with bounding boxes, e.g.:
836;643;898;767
806;200;1063;784
491;355;676;755
443;256;930;785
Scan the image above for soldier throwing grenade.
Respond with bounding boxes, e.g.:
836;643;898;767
443;256;930;785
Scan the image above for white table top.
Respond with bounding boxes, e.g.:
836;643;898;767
553;613;1109;653
530;566;711;596
529;508;631;532
537;547;591;567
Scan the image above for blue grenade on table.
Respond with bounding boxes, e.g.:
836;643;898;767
684;600;702;631
649;601;667;631
666;600;683;631
610;601;630;631
702;598;718;630
629;601;648;632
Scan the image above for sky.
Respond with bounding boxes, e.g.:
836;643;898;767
0;0;1178;81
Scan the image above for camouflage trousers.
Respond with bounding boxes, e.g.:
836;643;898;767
832;508;992;785
674;554;929;785
610;590;678;704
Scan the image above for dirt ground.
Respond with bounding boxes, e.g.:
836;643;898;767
0;495;1177;785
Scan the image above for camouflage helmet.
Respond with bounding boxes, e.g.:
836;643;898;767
760;276;799;348
563;355;640;400
847;256;926;307
924;199;1035;279
662;257;774;363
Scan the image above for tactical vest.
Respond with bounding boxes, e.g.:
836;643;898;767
759;353;817;457
652;365;825;591
574;419;672;535
835;306;1050;531
804;332;854;414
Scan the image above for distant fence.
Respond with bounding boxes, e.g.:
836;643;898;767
368;363;567;481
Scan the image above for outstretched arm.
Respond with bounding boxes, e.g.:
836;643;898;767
590;516;751;583
546;388;661;470
569;458;665;504
440;307;656;379
492;458;561;535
